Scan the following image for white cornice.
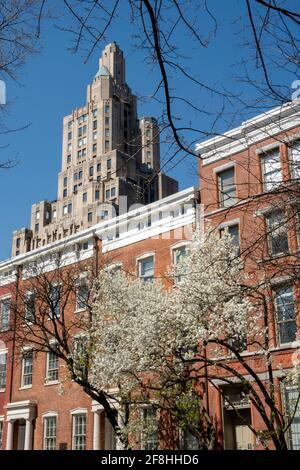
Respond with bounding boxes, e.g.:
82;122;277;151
196;100;300;165
0;187;197;284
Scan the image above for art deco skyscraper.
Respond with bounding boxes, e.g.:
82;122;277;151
12;43;178;257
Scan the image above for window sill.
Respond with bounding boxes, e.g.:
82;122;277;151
0;388;6;393
74;308;86;314
19;385;32;390
44;380;59;387
269;342;300;352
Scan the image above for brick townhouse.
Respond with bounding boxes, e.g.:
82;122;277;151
197;100;300;450
0;187;198;450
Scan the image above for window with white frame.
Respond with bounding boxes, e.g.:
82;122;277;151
0;298;10;330
72;413;86;450
24;293;35;324
73;336;88;380
274;286;297;345
179;429;199;450
217;167;236;208
173;245;188;283
43;416;57;450
21;351;33;387
49;285;60;319
262;150;282;190
0;418;3;449
289;141;300;179
266;210;289;256
46;351;59;383
141;408;158;450
76;281;89;311
138;256;154;282
285;387;300;450
0;352;7;390
220;223;240;257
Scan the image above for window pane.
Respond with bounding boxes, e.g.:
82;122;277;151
0;354;7;389
290;141;300;179
22;353;33;386
47;352;59;382
142;408;158;450
44;416;57;450
275;286;296;344
139;257;154;281
218;168;236;208
0;300;10;330
267;211;288;255
285;388;300;450
263;151;282;190
73;414;86;450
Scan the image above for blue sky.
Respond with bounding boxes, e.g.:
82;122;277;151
0;1;298;260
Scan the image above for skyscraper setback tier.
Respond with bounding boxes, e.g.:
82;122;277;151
12;42;178;257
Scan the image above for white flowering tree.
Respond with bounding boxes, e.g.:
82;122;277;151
89;229;300;450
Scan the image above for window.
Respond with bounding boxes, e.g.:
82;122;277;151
285;387;300;449
93;131;97;141
63;189;67;198
111;187;116;198
67;155;71;163
67;143;72;152
87;212;93;223
290;141;300;179
63;205;68;215
68;203;72;214
180;429;199;450
63;177;68;187
49;285;60;318
46;351;59;382
107;159;111;170
82;192;87;203
220;224;240;255
16;237;20;248
95;190;100;200
139;256;154;282
25;293;35;323
266;211;288;256
0;353;7;390
105;128;109;137
105;189;110;199
44;416;57;450
53;209;57;219
67;121;73;129
262;150;282;190
73;185;78;194
0;419;3;449
105;104;110;114
97;163;101;172
89;166;94;177
68;131;72;140
0;299;10;330
78;125;86;137
100;210;108;220
35;223;39;233
76;283;89;311
105;117;109;126
92;108;97;118
141;408;158;450
274;286;296;345
218;167;236;208
22;352;33;387
73;414;86;450
173;245;187;283
105;140;110;151
147;151;151;159
93;120;97;130
36;211;40;220
78;114;87;124
93;143;97;153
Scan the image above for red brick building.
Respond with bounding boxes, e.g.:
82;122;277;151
0;187;198;450
197;100;300;450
